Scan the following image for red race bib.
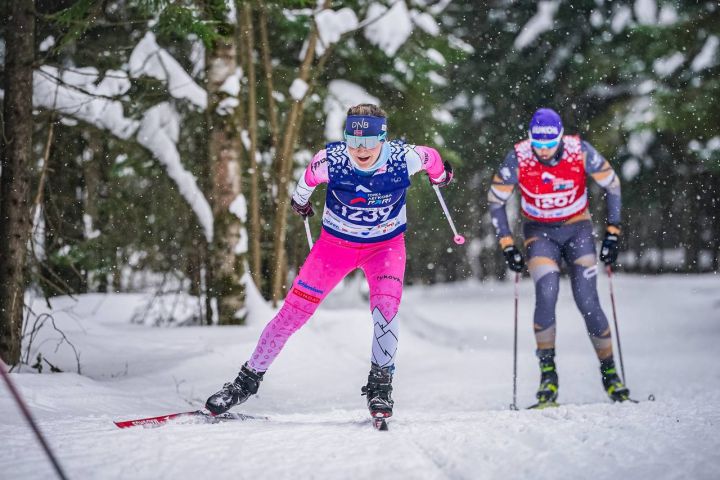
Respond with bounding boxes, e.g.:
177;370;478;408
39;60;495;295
516;136;587;223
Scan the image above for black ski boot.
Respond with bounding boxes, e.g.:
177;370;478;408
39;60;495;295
600;358;630;402
361;363;394;418
205;363;264;415
533;348;559;408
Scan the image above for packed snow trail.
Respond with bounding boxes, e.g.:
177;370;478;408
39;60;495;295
1;274;718;479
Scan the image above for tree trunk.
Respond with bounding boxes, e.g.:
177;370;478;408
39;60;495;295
258;2;280;154
206;29;246;325
269;11;325;304
81;129;106;290
0;0;35;365
239;3;262;290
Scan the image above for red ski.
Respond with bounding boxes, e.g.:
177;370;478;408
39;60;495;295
114;409;266;429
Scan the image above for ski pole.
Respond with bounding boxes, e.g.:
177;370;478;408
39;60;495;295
0;360;69;480
432;185;465;245
303;217;314;250
605;266;626;384
510;272;520;411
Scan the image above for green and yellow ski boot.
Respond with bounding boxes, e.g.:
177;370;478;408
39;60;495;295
600;358;630;402
529;348;559;409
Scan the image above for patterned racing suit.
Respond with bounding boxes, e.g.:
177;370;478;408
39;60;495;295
247;140;448;372
488;136;622;360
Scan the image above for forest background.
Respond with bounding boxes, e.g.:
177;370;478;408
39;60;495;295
1;0;718;365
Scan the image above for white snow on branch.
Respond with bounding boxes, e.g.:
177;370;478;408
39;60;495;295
428;0;452;15
432;108;454;124
364;2;414;56
691;35;719;72
514;1;559;50
315;8;359;56
689;136;720;160
220;68;242;96
426;48;446;66
137;102;214;242
653;52;685;77
324;80;380;141
225;0;237;24
217;69;242;116
33;41;214;244
216;97;239;116
229;194;248;223
634;0;657;25
627;130;655;159
624;96;655;129
129;32;207;109
290;78;309;101
83;214;101;240
428;71;448;86
448;35;475;54
611;5;633;34
39;36;56;52
34;66;138;139
658;4;678;25
230;195;249;255
411;10;440;36
622;158;641;181
235;228;249;255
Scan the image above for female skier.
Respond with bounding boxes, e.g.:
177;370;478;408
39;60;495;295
206;104;453;420
488;107;630;407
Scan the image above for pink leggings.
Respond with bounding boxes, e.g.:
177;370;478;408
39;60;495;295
248;230;406;372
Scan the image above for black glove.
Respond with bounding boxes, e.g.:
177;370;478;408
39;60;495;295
502;245;525;272
599;226;620;266
429;160;454;187
291;198;314;219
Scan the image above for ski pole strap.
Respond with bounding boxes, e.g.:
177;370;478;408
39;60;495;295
433;185;460;236
304;217;314;250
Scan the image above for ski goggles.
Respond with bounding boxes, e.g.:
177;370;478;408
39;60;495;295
530;137;561;149
344;132;387;149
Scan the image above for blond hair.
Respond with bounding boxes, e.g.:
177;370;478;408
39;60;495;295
347;104;387;118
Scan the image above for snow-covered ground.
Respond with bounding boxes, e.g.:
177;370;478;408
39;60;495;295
1;274;719;479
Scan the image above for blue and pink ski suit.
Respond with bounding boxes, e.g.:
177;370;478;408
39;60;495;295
247;140;449;372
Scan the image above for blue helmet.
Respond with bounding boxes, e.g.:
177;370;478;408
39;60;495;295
528;108;563;142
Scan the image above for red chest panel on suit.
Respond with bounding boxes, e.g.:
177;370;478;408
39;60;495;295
515;136;587;223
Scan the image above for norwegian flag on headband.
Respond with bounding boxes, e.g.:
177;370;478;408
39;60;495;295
345;115;387;137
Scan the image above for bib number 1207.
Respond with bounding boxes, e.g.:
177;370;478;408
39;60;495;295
535;191;576;209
